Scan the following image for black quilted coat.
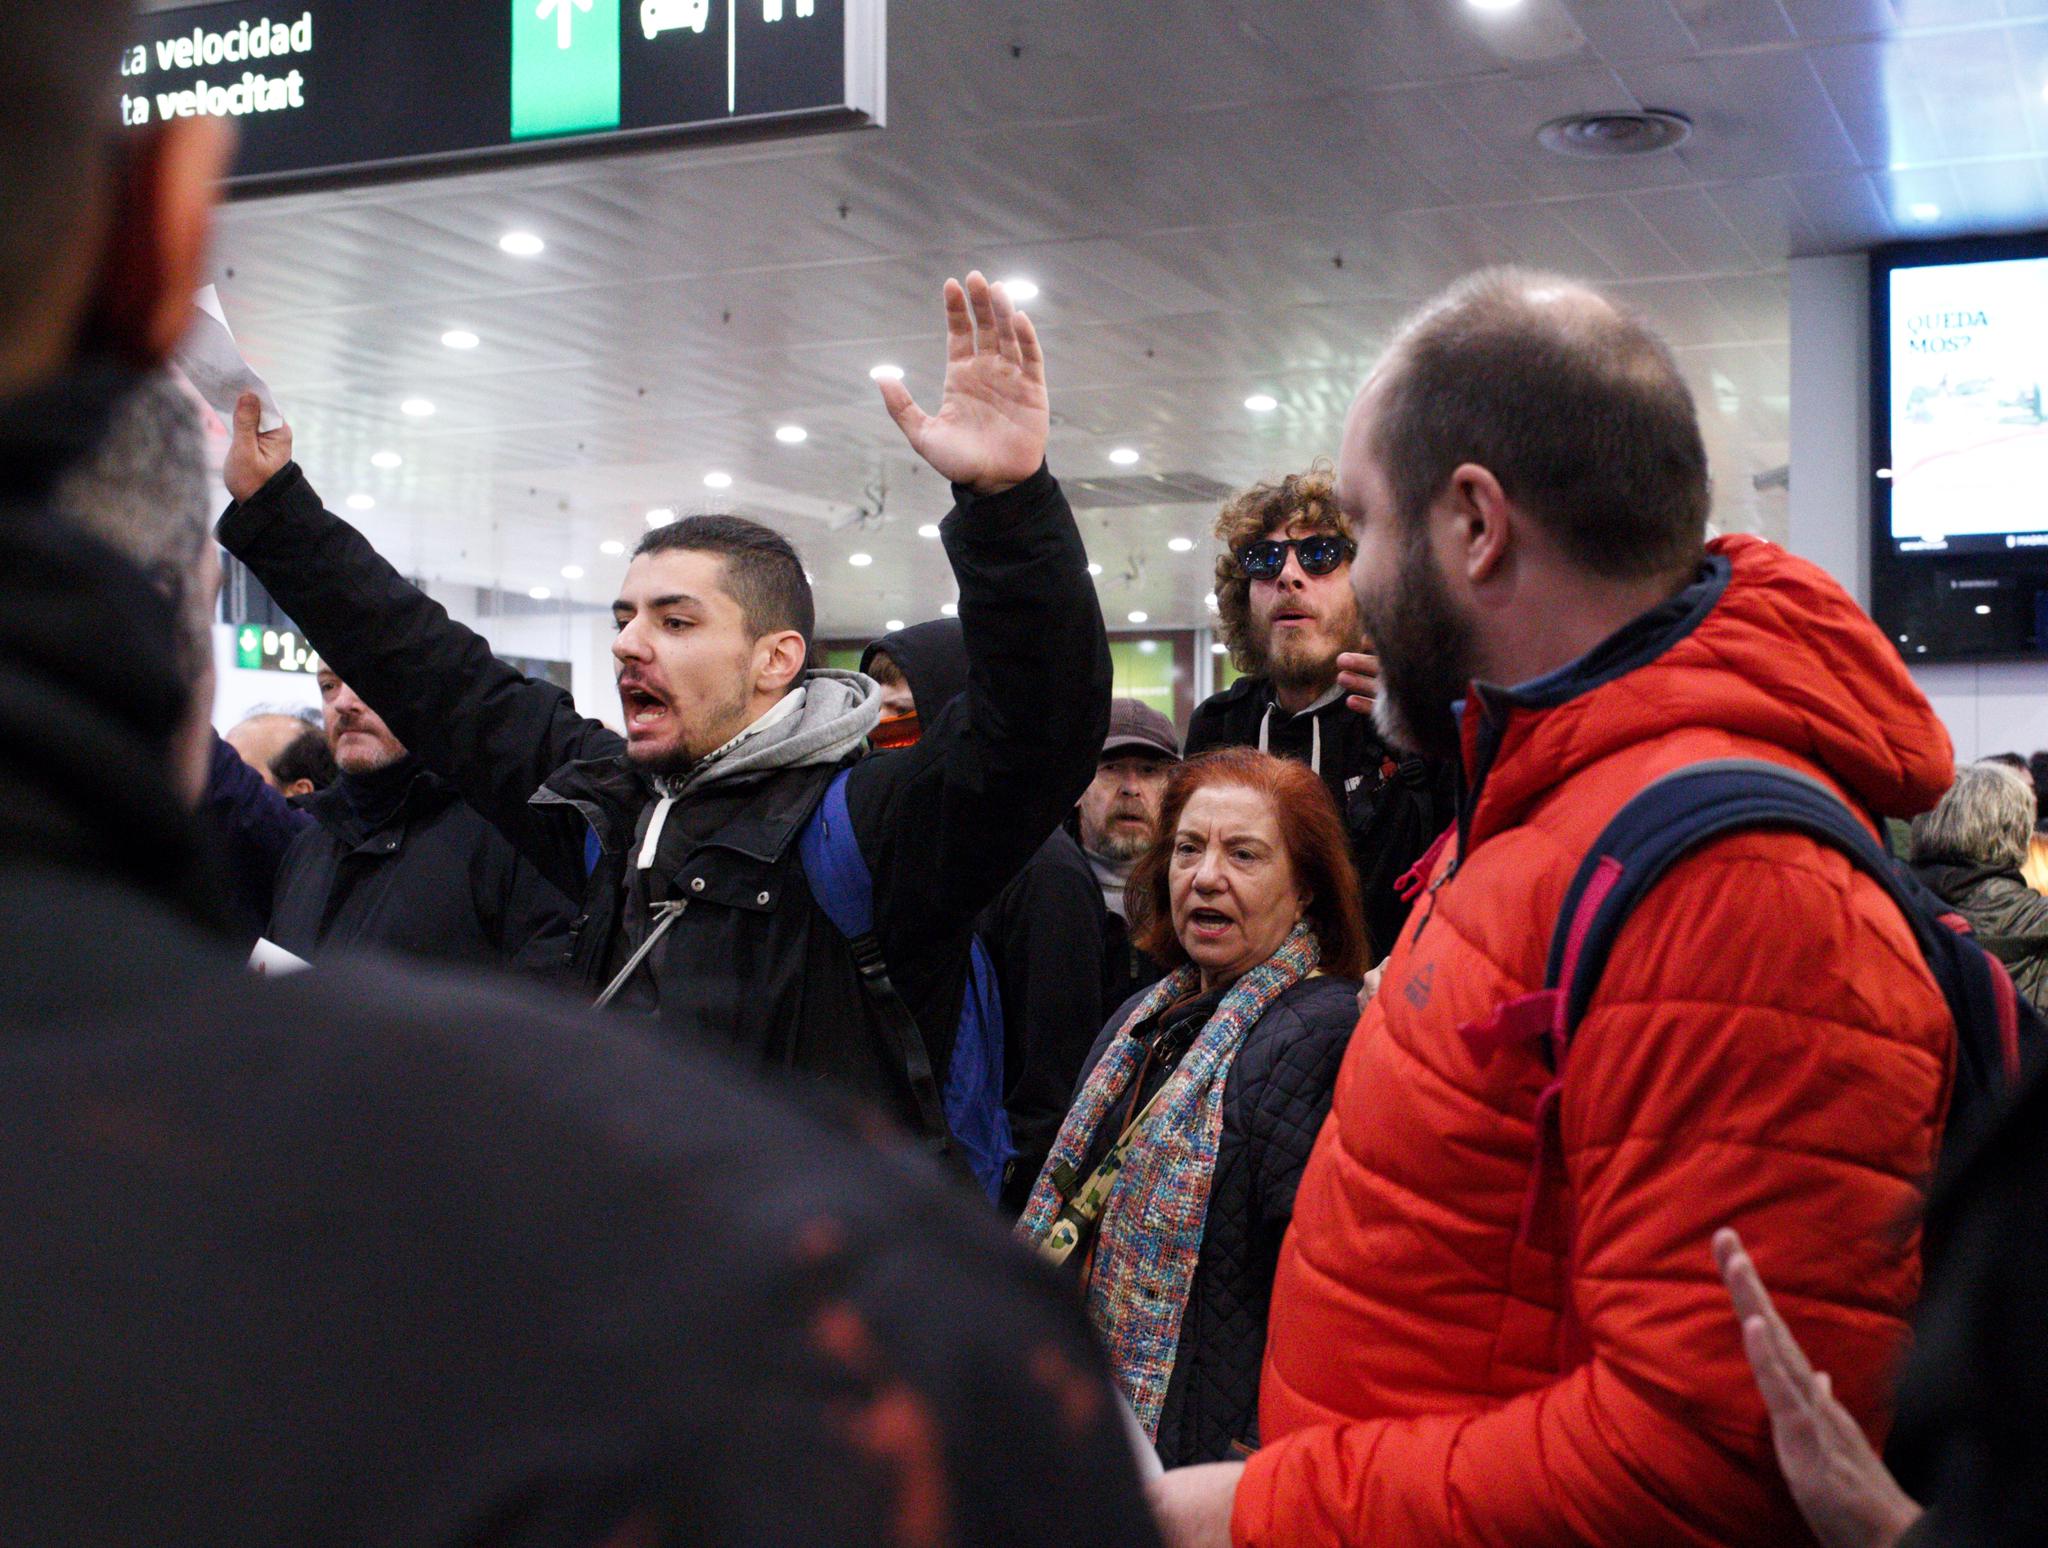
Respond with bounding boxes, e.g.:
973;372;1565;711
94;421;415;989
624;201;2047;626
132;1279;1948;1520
1074;973;1361;1466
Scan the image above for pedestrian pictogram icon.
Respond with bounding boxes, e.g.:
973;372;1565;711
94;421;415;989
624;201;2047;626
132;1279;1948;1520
511;0;621;140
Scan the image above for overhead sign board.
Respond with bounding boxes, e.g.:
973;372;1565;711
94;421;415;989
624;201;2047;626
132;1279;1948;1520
118;0;884;193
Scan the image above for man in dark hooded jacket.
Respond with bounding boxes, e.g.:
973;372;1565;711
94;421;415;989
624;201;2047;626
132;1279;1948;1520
265;664;576;980
218;273;1110;1149
861;620;1110;1211
0;9;1163;1542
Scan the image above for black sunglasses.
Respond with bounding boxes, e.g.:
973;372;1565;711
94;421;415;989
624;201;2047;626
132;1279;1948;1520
1234;535;1356;581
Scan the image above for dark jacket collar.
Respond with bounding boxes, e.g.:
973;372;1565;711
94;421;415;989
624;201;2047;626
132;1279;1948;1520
305;757;457;843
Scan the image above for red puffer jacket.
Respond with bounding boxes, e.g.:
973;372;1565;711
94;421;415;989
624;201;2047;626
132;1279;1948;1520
1236;537;1956;1547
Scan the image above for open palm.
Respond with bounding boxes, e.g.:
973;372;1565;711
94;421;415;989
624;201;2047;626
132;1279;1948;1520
880;271;1048;496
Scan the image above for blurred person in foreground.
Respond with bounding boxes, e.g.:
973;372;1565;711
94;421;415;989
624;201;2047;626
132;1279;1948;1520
1020;748;1365;1469
1150;269;1957;1546
1714;1042;2048;1548
1910;760;2048;1015
0;7;1162;1542
216;270;1111;1159
1189;468;1453;959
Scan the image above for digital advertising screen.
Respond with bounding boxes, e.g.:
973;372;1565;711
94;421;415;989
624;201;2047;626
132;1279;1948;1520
1882;250;2048;556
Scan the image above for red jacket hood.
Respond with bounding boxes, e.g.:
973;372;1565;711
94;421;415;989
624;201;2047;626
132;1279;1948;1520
1458;534;1954;851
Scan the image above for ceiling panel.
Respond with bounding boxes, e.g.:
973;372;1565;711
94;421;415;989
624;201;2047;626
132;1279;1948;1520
197;0;2048;634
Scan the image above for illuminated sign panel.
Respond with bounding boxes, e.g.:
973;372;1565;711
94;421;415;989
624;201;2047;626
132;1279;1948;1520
120;0;883;192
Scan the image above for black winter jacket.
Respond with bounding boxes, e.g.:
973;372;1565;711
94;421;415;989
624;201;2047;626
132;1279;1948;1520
0;367;1163;1547
267;757;577;981
1185;676;1453;960
1074;973;1360;1467
1912;856;2048;1014
980;829;1110;1214
218;463;1111;1134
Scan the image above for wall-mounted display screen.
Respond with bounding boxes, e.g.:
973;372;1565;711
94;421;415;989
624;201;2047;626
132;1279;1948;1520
118;0;883;194
1884;254;2048;556
1871;233;2048;662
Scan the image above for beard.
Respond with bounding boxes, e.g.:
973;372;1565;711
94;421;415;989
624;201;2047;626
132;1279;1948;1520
1085;801;1156;863
1255;588;1363;700
624;676;755;777
1357;532;1475;763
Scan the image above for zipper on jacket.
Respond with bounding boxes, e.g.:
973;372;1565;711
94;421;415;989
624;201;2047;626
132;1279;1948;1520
1408;855;1460;946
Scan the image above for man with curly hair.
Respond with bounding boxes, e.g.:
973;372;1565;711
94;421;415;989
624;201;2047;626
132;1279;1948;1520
1187;468;1453;959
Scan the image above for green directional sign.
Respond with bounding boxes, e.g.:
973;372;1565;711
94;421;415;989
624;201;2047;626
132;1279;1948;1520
511;0;622;141
236;625;262;670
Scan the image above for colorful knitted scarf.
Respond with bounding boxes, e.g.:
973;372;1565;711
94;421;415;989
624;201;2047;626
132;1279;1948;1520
1017;922;1320;1436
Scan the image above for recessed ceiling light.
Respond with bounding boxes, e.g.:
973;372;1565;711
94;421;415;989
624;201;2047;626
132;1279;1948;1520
345;493;375;511
998;277;1039;302
1211;641;1228;656
561;564;584;580
940;602;958;617
1127;610;1149;625
703;471;733;489
1087;562;1104;576
1205;591;1218;609
917;523;941;540
600;540;626;556
528;586;552;601
370;450;402;470
401;398;435;418
499;231;545;256
1467;0;1523;9
1909;201;1941;221
1168;536;1195;553
1244;393;1278;413
775;424;808;444
441;329;480;350
1109;447;1140;466
849;552;873;568
645;507;676;527
1975;603;1992;615
885;619;906;632
1876;468;1894;480
869;363;905;382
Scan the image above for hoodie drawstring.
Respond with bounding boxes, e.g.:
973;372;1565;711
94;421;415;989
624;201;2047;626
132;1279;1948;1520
1257;701;1321;775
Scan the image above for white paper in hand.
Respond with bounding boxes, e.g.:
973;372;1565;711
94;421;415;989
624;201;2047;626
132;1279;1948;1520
173;285;284;431
248;937;312;976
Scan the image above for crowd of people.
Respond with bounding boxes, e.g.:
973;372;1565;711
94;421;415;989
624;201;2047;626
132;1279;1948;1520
8;5;2048;1545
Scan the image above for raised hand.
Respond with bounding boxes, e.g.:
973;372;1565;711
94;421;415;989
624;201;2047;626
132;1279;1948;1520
1712;1228;1923;1548
1335;649;1380;717
224;391;294;503
879;271;1048;497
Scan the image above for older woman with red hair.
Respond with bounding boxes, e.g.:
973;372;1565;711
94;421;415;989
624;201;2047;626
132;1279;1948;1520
1018;747;1368;1469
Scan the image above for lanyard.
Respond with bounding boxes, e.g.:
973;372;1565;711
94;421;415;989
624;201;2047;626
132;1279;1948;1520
1038;1061;1179;1269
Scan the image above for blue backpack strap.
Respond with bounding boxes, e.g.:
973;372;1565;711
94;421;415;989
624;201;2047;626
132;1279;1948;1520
943;936;1015;1203
797;770;955;1158
796;768;876;937
1454;758;2033;1370
1544;760;2024;1092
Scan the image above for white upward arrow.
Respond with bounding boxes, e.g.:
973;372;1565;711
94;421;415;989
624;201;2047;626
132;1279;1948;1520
537;0;592;49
